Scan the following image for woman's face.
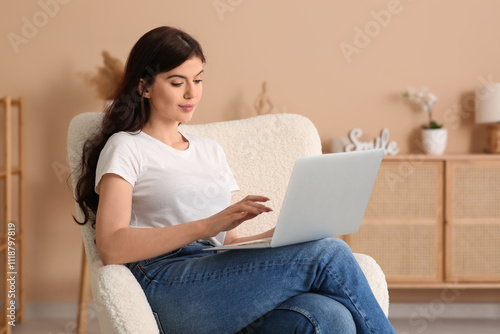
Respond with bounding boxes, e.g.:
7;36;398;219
145;56;203;125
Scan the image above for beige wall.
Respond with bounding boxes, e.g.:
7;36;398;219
1;0;500;302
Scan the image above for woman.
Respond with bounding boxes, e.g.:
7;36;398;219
75;26;396;334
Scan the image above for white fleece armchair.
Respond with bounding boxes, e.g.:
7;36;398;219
68;112;389;334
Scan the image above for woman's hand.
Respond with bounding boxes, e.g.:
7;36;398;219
224;226;275;245
203;195;272;238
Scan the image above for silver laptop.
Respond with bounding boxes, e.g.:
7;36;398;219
205;149;384;251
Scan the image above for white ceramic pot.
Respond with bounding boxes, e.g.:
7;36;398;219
421;128;448;155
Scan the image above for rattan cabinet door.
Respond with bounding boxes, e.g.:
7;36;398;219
446;160;500;282
345;161;443;283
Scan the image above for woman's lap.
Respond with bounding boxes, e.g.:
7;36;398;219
127;238;394;334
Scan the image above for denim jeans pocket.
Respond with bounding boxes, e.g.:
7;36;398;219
152;311;165;334
140;247;184;268
134;247;185;281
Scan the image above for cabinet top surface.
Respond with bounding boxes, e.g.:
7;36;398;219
382;154;500;161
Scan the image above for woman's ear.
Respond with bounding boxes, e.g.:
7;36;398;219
138;79;151;98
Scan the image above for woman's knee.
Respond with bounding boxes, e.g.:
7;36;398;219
278;293;356;333
320;237;351;251
309;237;354;262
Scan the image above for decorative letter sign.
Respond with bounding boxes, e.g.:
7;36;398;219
344;128;399;155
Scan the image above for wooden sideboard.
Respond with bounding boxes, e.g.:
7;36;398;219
344;154;500;289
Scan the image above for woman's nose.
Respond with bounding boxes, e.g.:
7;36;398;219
184;83;196;100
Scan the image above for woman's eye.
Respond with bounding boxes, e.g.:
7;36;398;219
171;82;183;87
194;80;203;84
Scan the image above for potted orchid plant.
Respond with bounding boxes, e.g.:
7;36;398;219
403;87;447;155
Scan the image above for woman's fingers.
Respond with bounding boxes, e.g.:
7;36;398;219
236;202;272;216
207;195;273;234
241;195;270;203
238;195;273;213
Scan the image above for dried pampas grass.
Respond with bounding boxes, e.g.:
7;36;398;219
79;50;124;100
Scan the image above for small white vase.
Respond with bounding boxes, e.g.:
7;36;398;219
421;128;448;155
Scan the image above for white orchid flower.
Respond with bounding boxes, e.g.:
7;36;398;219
403;86;441;128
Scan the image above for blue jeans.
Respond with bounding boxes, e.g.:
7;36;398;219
126;238;396;334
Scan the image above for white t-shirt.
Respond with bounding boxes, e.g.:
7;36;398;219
95;131;239;246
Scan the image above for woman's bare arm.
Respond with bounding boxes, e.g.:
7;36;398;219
96;174;207;265
96;173;272;265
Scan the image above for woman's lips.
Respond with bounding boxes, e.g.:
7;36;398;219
179;104;195;112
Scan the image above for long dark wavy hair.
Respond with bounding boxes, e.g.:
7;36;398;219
74;26;206;226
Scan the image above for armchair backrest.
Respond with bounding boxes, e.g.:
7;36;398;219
180;114;322;237
68;112;322;264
